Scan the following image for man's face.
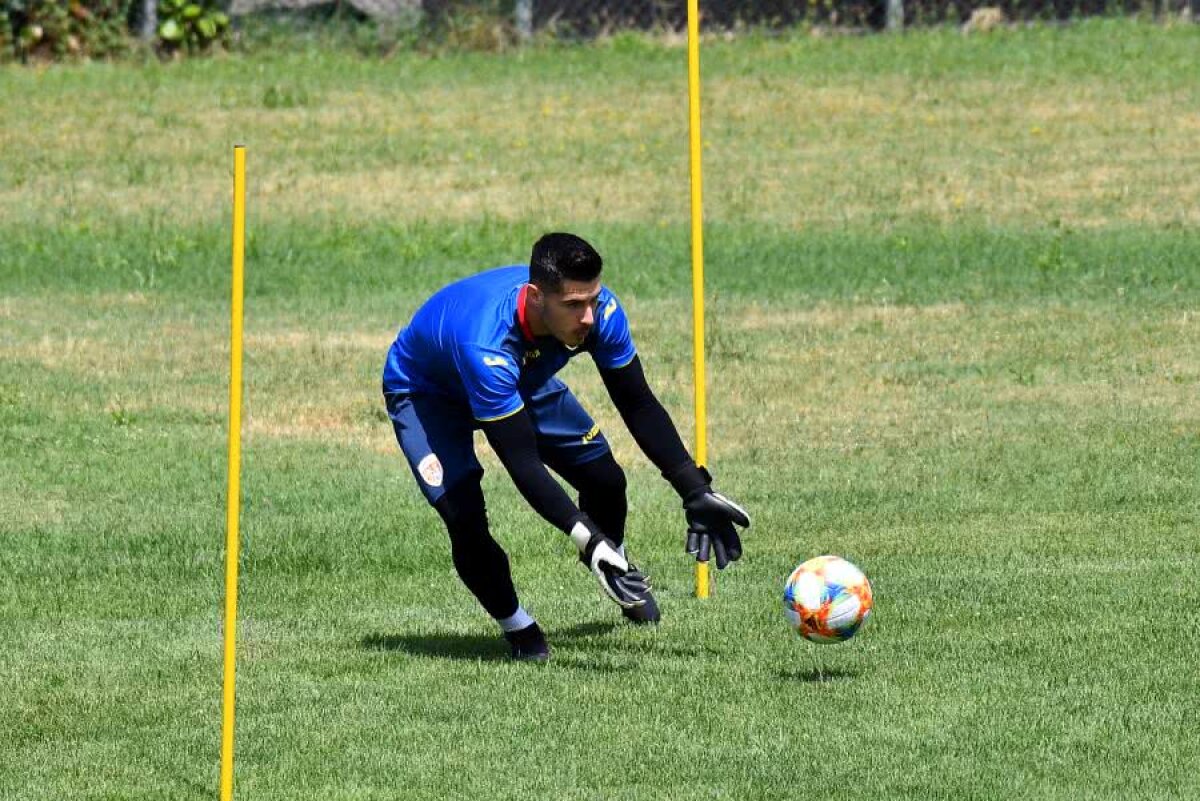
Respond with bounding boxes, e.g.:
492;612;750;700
532;278;602;348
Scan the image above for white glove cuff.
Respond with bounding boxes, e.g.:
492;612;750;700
570;521;630;572
569;521;592;553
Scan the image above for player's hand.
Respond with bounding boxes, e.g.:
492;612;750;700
569;516;651;608
683;484;751;570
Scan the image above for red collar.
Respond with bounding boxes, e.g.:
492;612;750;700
516;284;536;343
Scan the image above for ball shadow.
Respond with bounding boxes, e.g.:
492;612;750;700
777;667;859;683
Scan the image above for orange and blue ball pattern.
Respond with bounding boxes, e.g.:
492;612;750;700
783;555;873;644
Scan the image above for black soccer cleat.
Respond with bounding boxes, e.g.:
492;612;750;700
503;622;550;662
621;588;661;625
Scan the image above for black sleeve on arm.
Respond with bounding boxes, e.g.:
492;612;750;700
481;408;582;534
599;355;709;498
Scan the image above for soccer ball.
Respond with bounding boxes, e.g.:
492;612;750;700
783;555;873;644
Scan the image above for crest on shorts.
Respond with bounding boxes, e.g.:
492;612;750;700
417;453;444;488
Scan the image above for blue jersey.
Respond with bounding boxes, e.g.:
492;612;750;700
383;265;637;421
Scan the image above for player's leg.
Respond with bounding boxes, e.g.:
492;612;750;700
526;379;628;544
431;479;547;659
385;391;548;659
431;478;513;620
526;380;660;624
554;452;627;549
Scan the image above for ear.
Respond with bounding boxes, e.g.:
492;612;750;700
526;283;544;308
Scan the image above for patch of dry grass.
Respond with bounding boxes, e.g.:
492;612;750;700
10;292;1196;461
3;26;1198;230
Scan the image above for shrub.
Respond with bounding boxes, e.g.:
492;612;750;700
156;0;230;53
0;10;13;62
3;0;132;61
422;0;517;52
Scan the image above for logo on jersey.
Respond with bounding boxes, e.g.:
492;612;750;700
482;355;510;368
417;454;444;488
522;348;541;366
603;298;618;321
581;423;601;444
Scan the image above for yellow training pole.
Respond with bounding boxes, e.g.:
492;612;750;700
220;145;246;801
685;0;709;599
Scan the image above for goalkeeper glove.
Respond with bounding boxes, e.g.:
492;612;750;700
666;463;751;570
569;515;651;608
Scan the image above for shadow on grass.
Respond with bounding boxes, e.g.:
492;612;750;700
358;623;616;660
361;632;508;661
360;616;717;667
553;618;723;658
554;620;620;640
777;667;859;683
359;627;633;672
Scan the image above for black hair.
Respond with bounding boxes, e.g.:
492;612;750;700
529;233;602;293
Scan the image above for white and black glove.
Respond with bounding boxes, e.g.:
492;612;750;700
667;464;751;570
684;486;750;569
569;515;651;609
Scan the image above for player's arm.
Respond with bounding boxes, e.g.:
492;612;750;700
599;356;751;569
598;355;691;475
480;409;649;608
479;408;579;533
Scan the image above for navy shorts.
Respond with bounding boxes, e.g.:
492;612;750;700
384;378;611;505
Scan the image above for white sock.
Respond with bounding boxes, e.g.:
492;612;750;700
497;607;535;633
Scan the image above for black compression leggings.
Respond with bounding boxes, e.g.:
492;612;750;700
553;451;628;547
432;452;629;620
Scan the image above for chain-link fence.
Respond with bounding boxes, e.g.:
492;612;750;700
233;0;1197;36
527;0;1193;32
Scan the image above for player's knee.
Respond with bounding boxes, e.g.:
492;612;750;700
578;456;628;544
582;453;627;503
433;475;488;542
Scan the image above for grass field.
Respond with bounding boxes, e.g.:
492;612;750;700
3;18;1200;801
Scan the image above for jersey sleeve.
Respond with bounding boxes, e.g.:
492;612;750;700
454;343;524;421
589;289;637;370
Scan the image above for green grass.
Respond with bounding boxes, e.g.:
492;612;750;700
4;19;1199;229
3;19;1200;801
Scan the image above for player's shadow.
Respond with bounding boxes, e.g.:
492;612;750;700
359;624;617;660
359;626;633;672
361;632;508;661
360;616;723;666
777;667;858;683
554;620;620;640
552;619;722;659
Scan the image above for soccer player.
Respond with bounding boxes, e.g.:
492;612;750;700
382;233;750;661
